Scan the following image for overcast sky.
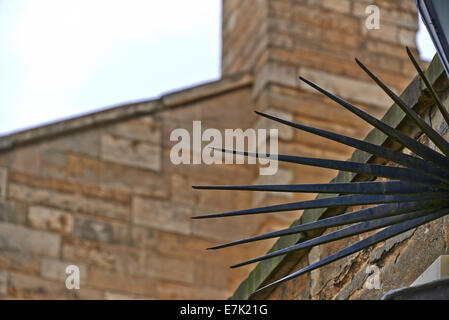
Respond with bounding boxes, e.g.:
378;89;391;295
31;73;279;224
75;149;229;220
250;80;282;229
0;1;437;135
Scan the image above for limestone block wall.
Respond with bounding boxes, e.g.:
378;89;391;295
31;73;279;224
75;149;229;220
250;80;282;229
0;0;422;300
241;0;421;218
0;80;273;299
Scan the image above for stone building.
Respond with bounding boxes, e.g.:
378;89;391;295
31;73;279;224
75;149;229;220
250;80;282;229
0;0;422;299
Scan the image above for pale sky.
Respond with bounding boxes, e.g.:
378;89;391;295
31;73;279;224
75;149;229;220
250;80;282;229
0;1;437;135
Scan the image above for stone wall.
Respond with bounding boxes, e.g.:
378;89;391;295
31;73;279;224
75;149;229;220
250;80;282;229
0;0;421;299
0;78;272;299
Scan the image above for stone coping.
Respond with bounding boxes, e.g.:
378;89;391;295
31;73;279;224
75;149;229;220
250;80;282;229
231;54;448;300
382;278;449;300
0;72;253;153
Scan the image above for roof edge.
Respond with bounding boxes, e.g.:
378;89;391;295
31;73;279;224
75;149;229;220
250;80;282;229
0;72;253;152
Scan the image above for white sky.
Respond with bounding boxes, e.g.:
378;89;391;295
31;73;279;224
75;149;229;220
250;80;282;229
0;1;437;135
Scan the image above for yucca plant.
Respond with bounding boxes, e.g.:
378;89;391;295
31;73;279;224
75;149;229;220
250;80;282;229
193;47;449;294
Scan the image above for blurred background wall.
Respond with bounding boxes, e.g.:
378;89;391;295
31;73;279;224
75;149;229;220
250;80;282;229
0;0;423;299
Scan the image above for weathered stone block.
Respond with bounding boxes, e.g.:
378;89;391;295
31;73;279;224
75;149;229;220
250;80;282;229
9;183;130;221
66;154;169;200
398;28;418;48
322;0;351;13
130;226;159;250
61;237;117;271
41;258;87;283
146;254;195;284
0;270;7;296
0;248;41;275
88;267;156;297
73;216;129;244
0;222;61;258
254;108;294;141
106;116;161;144
0;200;27;225
29;206;74;234
0;167;6;199
101;134;161;172
132;197;192;235
48;130;101;158
104;291;138;300
8;272;102;299
298;67;392;108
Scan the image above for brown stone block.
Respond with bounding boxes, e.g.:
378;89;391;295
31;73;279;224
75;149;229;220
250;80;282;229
361;21;399;44
133;197;192;236
101;134;161;172
155;231;259;269
61;237;118;271
0;249;41;276
269;47;362;82
196;187;253;213
9;145;42;176
156;232;213;260
29;206;74;234
46;130;101;158
279;140;352;163
398;28;418;49
0;167;7;199
298;67;393;109
255;107;295;141
292;4;360;33
162;89;253;133
9;172;131;204
130;225;159;250
321;0;351;14
73;215;130;244
194;262;228;289
66;154;169;200
289;129;356;158
162;149;257;186
0;222;61;258
191;212;265;243
40;258;88;284
365;40;409;60
8;272;103;299
104;290;153;300
321;28;362;49
250;168;294;206
265;86;345;120
8;183;130;221
399;0;418;13
0;200;27;225
62;236;147;278
105;116;161;144
170;174;198;206
88;267;156;297
0;270;7;296
156;280;229;300
144;254;195;284
381;8;419;30
267;31;294;50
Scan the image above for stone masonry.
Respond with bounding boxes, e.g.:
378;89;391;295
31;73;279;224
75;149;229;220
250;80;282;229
0;0;420;299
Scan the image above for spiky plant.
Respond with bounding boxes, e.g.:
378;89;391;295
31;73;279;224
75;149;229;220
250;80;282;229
193;48;449;294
